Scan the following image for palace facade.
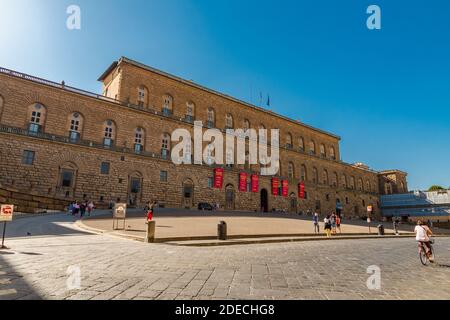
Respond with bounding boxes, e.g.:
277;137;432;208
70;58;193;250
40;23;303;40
0;57;408;216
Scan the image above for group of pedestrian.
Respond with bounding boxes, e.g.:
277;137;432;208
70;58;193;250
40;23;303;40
314;211;341;237
68;200;95;218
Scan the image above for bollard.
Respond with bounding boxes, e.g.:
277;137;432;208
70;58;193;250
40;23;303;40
217;221;227;240
145;221;156;243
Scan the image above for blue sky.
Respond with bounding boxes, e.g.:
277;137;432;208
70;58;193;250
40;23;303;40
0;0;449;190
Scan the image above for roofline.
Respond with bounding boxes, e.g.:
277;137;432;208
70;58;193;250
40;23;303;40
97;61;118;82
107;56;341;140
379;170;408;176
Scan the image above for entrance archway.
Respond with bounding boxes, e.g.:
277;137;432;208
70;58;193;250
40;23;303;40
260;189;269;213
127;172;143;207
225;184;235;211
182;180;194;209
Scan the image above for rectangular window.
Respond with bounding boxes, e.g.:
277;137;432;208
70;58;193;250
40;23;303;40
100;162;110;175
160;171;168;182
61;170;73;187
208;177;214;188
22;150;35;165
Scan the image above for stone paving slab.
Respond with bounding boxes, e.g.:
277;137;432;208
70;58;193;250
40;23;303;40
2;213;450;300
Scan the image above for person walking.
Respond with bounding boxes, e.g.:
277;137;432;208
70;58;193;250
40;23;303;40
330;212;337;235
336;214;342;234
68;202;74;215
87;201;94;216
73;201;80;217
146;201;157;222
324;215;332;238
313;212;320;234
80;201;87;218
393;218;399;235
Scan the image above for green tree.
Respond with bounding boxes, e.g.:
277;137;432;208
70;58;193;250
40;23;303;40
428;185;445;191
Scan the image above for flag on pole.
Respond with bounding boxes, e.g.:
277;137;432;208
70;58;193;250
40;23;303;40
267;95;270;107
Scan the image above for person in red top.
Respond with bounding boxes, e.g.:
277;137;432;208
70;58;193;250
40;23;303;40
336;215;342;234
146;201;157;222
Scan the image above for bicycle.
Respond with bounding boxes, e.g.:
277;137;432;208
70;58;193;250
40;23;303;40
419;239;435;266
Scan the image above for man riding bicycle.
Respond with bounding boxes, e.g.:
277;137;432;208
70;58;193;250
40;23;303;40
414;220;434;263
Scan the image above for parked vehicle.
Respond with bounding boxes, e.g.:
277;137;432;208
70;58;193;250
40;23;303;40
198;203;213;211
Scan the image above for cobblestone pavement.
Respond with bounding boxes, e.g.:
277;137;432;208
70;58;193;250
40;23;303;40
1;214;450;300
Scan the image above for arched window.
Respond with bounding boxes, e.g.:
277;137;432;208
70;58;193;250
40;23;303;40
103;120;116;148
207;108;215;128
286;133;293;149
385;183;392;195
225;113;233;129
322;169;329;185
288;162;295;180
162;94;173;115
350;176;355;189
320;144;326;157
299;137;305;151
342;174;347;188
134;127;145;154
0;95;3;115
161;133;171;159
358;178;363;191
137;85;148;107
330;146;336;160
300;165;307;182
309;140;316;155
243;119;250;131
68;112;83;142
333;172;338;187
366;180;371;192
185;101;195;123
27;103;46;134
312;167;318;184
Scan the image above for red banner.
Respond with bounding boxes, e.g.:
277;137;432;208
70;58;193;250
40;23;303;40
272;178;279;196
251;175;259;193
282;180;289;197
239;172;247;192
214;168;224;189
298;182;305;199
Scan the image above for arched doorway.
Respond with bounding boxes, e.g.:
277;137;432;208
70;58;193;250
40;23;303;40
260;189;269;213
225;184;235;211
289;193;297;213
182;180;194;209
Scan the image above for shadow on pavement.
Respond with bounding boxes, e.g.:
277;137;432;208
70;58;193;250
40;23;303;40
0;253;42;300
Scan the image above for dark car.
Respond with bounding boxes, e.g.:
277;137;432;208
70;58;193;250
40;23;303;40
198;203;213;211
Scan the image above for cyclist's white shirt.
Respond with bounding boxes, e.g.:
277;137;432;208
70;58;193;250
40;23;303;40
415;226;429;242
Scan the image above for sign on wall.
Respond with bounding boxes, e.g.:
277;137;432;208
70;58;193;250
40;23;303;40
251;175;259;193
282;180;289;197
272;178;279;196
0;205;14;222
214;168;224;189
239;172;247;192
298;182;305;199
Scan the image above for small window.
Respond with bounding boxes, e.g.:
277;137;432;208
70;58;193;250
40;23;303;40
225;114;233;129
22;150;35;165
160;170;168;182
208;177;214;188
100;162;110;175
